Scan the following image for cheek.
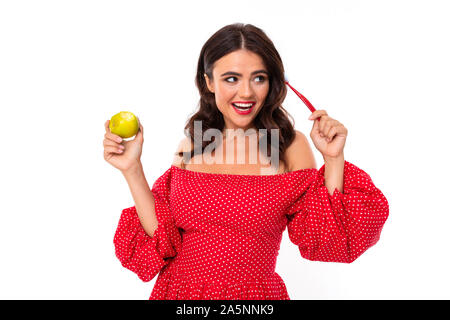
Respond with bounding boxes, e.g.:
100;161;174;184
257;83;270;99
255;85;269;111
214;89;230;113
216;83;236;101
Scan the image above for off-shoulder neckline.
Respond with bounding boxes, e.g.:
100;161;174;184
170;164;317;178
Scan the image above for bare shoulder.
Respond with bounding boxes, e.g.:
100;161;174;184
284;130;317;172
171;136;193;168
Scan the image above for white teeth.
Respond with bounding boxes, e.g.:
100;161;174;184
232;103;254;110
233;103;253;107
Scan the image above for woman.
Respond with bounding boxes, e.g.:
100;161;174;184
103;23;389;300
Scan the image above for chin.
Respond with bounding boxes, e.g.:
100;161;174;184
232;120;255;131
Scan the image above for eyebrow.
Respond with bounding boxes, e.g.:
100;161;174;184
220;70;269;77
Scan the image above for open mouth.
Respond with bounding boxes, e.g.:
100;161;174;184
231;102;255;114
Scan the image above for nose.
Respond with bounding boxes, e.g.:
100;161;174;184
238;79;254;99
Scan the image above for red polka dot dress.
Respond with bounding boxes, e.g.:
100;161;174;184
113;160;389;300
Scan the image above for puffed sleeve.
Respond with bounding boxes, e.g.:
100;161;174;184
285;160;389;263
113;167;182;282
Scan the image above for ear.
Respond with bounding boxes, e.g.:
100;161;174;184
204;73;214;93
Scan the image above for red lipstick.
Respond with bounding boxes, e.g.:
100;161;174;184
231;101;256;115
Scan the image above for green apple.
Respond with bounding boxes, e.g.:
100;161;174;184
109;111;139;138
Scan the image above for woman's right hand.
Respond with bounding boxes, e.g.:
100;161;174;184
103;119;144;173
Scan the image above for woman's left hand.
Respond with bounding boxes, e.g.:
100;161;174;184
309;109;348;159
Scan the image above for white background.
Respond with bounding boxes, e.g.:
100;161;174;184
0;0;449;299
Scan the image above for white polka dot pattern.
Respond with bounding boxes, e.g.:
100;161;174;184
285;160;389;263
113;160;389;300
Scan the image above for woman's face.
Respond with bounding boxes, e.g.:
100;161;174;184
204;49;270;133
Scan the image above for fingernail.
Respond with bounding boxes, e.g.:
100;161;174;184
117;137;122;143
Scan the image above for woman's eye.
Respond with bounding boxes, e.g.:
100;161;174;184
225;77;238;83
225;76;266;83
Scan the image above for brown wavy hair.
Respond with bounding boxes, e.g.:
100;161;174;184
178;23;296;169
